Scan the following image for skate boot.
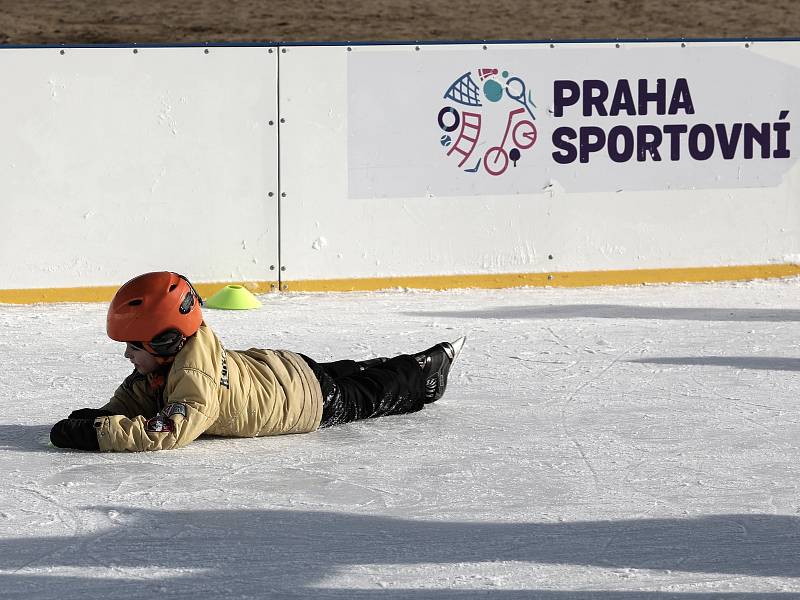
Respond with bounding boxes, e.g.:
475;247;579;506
411;336;466;403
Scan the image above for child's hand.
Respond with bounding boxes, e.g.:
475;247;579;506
68;408;115;420
50;419;100;451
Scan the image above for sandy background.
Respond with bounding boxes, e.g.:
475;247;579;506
0;0;798;45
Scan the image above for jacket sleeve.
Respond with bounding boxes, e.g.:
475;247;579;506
95;368;220;452
100;370;159;418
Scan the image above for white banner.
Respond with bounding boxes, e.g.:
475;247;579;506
348;43;800;197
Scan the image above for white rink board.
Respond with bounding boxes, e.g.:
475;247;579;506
280;41;800;281
2;42;800;294
0;46;279;289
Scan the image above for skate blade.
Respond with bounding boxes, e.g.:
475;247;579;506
449;336;466;360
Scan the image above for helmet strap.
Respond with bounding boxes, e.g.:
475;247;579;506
147;329;187;356
175;273;205;307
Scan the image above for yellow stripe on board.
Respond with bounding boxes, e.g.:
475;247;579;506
284;264;800;292
0;281;278;305
1;265;800;304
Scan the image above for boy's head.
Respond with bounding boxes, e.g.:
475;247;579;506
107;272;204;368
124;342;162;374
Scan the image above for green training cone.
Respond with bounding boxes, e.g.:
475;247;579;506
204;285;263;310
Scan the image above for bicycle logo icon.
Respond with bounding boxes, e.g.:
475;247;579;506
437;68;538;176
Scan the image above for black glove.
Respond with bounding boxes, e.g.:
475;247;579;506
50;418;100;451
67;408;115;420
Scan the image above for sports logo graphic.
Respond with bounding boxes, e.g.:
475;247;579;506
146;403;187;433
145;414;175;433
438;68;538;176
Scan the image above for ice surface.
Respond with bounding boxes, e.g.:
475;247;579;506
2;279;800;598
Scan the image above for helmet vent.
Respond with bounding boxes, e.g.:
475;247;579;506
128;299;143;306
169;284;178;292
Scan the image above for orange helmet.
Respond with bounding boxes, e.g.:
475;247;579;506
107;272;204;356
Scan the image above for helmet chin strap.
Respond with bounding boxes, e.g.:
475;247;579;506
153;354;176;366
144;340;185;358
146;329;187;356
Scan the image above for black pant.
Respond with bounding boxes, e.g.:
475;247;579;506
300;354;426;428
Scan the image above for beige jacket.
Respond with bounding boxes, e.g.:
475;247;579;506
95;324;323;452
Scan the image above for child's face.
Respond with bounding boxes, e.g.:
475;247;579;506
124;343;160;375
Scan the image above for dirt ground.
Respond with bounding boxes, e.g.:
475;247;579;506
0;0;798;46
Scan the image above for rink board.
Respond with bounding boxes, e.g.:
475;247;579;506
279;40;800;289
1;41;800;300
0;46;280;295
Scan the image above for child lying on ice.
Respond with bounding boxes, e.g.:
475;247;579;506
50;271;465;452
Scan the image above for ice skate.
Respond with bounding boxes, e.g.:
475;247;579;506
412;336;466;403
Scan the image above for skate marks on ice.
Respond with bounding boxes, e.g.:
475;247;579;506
555;341;649;489
406;305;800;323
631;356;800;372
1;509;800;598
2;284;800;597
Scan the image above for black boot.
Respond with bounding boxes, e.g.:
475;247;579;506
411;336;466;403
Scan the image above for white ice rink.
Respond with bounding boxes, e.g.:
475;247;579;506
2;279;800;598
